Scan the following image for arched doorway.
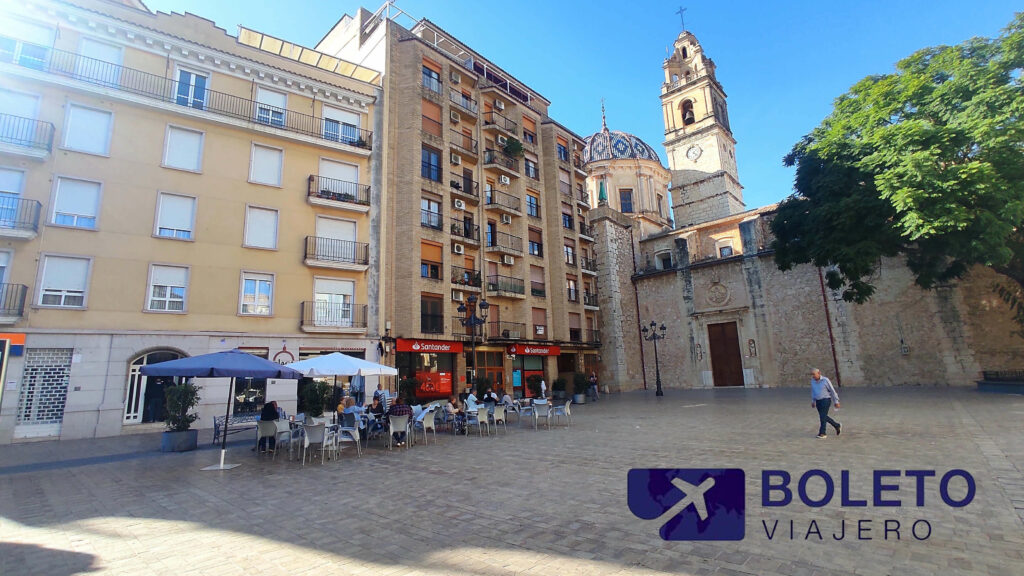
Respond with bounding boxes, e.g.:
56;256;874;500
124;349;186;424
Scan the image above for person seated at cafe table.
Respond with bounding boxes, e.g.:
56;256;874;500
459;384;473;403
483;388;499;404
500;391;514;407
339;397;364;427
446;395;467;434
257;401;280;451
386;395;413;447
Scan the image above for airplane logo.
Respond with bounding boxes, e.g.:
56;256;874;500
627;468;745;541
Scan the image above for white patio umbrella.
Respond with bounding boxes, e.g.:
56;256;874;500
286;352;398;377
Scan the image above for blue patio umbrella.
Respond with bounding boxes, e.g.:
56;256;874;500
141;349;302;470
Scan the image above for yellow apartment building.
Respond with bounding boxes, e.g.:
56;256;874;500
0;0;383;442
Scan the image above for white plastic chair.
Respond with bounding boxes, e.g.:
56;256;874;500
467;409;489;436
552;399;572;427
492;405;507;435
302;423;327;465
519;400;535;426
256;421;278;457
387;414;410;451
504;401;520;424
532;400;551;430
339;412;362;457
413;409;437;445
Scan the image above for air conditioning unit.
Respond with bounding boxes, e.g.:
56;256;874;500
535;325;545;335
450;70;461;84
494;100;505;111
576;207;583;215
502;254;515;265
453;243;465;254
499;175;511;185
452;290;464;302
500;213;512;225
451;152;461;165
506;330;521;339
496;135;508;146
450;110;460;123
453;198;466;210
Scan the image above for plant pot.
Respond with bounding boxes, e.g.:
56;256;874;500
552;390;565;400
160;429;198;452
573;393;587;404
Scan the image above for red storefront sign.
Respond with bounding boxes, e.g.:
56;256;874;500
506;344;561;356
395;339;464;353
415;371;453;399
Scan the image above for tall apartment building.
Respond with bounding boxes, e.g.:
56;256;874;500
0;0;382;442
318;6;601;398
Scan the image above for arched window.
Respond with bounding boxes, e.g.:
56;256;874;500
682;47;688;59
681;100;695;126
671;74;679;83
124;349;187;424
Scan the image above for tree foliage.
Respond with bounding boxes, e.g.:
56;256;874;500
771;14;1024;322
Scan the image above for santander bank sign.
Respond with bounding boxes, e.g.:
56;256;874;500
507;344;560;356
395;339;464;353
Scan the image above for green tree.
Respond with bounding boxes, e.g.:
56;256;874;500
772;14;1024;329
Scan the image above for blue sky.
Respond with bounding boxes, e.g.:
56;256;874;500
144;0;1021;208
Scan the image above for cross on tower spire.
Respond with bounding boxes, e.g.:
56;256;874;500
676;6;687;30
601;98;607;131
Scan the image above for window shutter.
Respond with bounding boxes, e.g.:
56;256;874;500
256;87;286;109
164;127;202;170
568;313;582;330
65;105;111;154
151;265;186;287
250;145;282;186
55;178;99;217
245;207;278;248
43;256;88;291
421;241;442;263
158;194;194;231
532;308;546;325
530;265;544;283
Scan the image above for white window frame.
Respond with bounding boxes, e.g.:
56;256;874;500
243;205;279;250
248;143;284;187
172;64;210;110
35;253;92;309
161;124;205;173
254;86;287;127
239;271;275;316
61;101;114;156
49;175;102;230
153;192;196;241
145;263;190;313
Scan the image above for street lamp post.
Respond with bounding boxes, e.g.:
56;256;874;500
641;321;667;397
458;294;489;386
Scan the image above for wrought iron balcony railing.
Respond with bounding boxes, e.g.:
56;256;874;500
483;148;519;172
449;172;479;197
301;302;368;330
304;236;369;265
421;209;443;230
0;197;41;233
483;110;518;132
307;175;371;206
585;329;601;344
485;188;521;212
0;283;28;317
449;90;478;113
486;320;527;339
567;288;579;303
580;257;598;273
0;113;54;152
450;218;480;242
583;292;599;307
451;265;482;288
486;275;525;295
450;129;478;154
486;231;523;254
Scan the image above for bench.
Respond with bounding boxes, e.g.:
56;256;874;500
977;370;1024;395
212;413;260;445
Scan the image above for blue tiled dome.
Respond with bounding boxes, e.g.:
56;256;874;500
583;128;661;164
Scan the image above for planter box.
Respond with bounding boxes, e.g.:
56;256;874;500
160;429;198;452
573;393;587;404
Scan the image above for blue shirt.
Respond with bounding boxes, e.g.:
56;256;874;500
811;376;839;403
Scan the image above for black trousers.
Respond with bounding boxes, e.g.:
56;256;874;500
815;398;839;435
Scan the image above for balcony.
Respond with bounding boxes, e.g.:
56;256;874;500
483;149;520;178
486;275;526;298
451;317;482;342
300;302;368;333
304;236;369;271
0;283;28;324
482;110;517;135
484;189;522;216
420;313;446;335
579;222;595;241
307;175;371;213
583;292;599;309
0;37;373;150
450;129;478;157
577;189;591;208
449;90;479;115
486;231;523;255
421;161;443;183
486;320;527;340
421;209;443;231
450;218;480;244
569;328;582;343
567;288;579;303
0;113;54;160
580;257;598;275
451;265;482;289
0;197;41;240
532;324;547;340
573;154;586;175
449;172;479;201
530;281;546;298
585;329;601;344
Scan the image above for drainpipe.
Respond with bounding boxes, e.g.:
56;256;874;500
629;224;648;390
817;267;842;386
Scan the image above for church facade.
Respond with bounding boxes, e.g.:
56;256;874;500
589;30;1021;391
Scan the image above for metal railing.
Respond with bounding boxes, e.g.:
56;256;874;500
450;218;480;241
421;209;443;230
524;163;539;180
530;281;546;297
420;313;446;334
301;302;368;329
422;116;443;137
0;113;54;152
0;283;27;317
583;292;599;307
573;155;585;170
484;149;519;172
485;188;521;212
449;90;478;113
451;316;480;341
0;36;373;149
307;175;371;206
585;329;601;344
422;74;442;94
486;320;526;339
304;236;369;265
487;275;525;295
0;197;42;232
451;265;482;287
579;222;594;237
567;288;579;303
559;181;572;196
577;189;590;205
449;172;479;197
421;160;442;182
450;129;478;154
580;257;597;272
486;231;523;254
483;110;518;132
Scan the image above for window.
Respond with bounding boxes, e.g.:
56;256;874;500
563;242;576;266
39;255;89;307
557;143;569;161
63;104;112;155
244;206;279;249
421;146;441;182
523;117;537;144
657;194;665;217
528;228;543;257
175;68;207;109
76;37;122;85
422;62;441;93
526;194;540;218
561;205;573;229
681;100;695;126
314;278;354;327
567;277;579;302
5;20;54;70
421;241;442;280
255;87;286;127
524;158;538;179
422;99;442;137
240;272;273;316
147;265;188;312
420;294;444;334
658;252;673;270
0;168;25;227
718;241;734;258
53;177;99;229
323;106;360;144
249;144;283;186
620;189;634;213
530;266;545;297
163;126;203;172
155;193;195;240
420;197;441;229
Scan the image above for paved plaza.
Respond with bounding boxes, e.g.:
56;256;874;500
1;387;1022;576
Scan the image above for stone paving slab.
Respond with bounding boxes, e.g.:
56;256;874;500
0;387;1022;575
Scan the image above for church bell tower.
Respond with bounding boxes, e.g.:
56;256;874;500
661;31;744;227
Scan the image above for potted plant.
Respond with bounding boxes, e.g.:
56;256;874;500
450;179;462;191
551;377;567;400
300;380;330;419
354;137;368;149
161;380;201;452
399;376;420;405
572;373;588;404
502;136;524;158
525;374;543;400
